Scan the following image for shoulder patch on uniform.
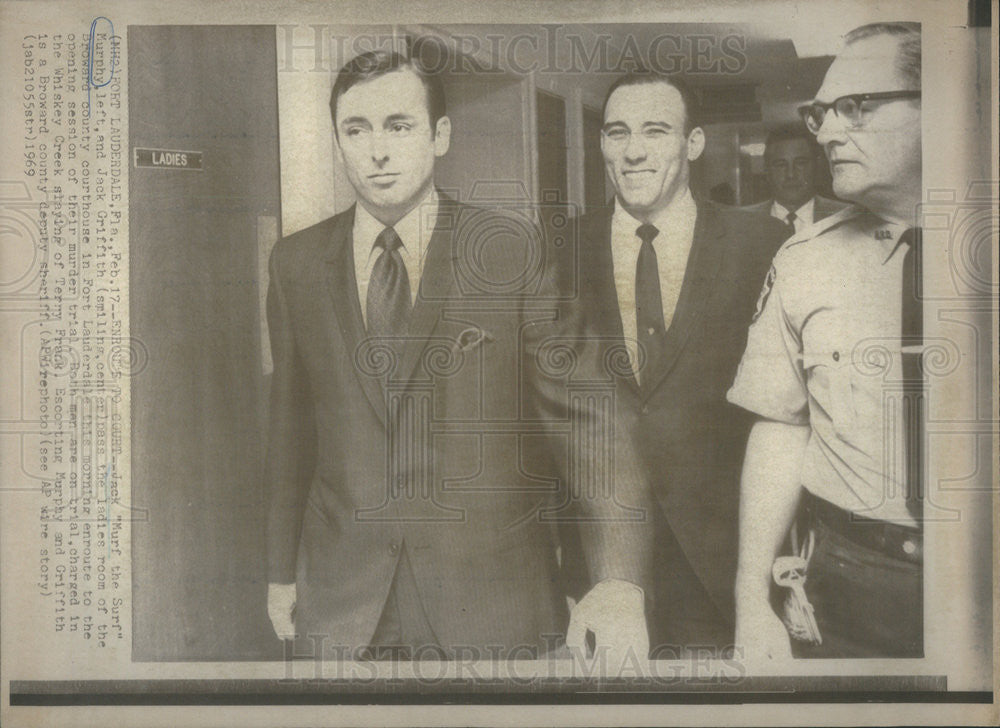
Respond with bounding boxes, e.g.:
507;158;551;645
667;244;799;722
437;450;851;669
752;264;777;323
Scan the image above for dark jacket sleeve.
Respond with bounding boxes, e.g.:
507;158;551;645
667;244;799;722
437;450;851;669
523;252;655;600
264;243;317;584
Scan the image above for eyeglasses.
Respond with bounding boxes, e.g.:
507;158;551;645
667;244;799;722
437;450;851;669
797;91;921;134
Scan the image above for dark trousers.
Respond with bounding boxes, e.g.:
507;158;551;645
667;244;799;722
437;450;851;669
793;494;923;658
648;506;732;658
362;543;444;661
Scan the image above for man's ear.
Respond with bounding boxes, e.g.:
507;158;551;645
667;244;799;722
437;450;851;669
433;116;452;157
686;126;706;162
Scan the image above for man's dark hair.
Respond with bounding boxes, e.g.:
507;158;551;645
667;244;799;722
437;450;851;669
843;22;921;89
329;49;446;137
763;124;820;161
601;69;701;134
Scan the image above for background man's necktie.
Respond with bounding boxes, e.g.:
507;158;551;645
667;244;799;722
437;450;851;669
785;210;797;237
900;227;923;522
635;223;664;387
366;226;411;339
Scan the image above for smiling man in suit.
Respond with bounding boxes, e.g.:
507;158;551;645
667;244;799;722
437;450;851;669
553;70;787;656
743;125;847;237
264;49;650;661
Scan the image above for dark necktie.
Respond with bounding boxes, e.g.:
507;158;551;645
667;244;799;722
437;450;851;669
900;227;923;522
366;226;411;339
784;210;797;238
635;223;664;386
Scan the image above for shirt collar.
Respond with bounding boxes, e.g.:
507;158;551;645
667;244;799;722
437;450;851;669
611;189;697;244
355;186;439;265
771;197;815;222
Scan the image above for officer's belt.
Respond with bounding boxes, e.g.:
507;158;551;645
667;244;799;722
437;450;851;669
803;490;922;564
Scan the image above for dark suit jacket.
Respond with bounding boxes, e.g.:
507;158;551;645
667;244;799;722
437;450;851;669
742;195;848;226
549;201;786;622
265;195;571;653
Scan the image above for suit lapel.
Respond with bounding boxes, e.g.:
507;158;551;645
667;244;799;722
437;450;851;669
395;195;460;384
586;209;641;396
324;206;387;424
641;203;726;400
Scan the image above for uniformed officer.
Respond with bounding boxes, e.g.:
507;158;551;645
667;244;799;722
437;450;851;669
728;22;923;660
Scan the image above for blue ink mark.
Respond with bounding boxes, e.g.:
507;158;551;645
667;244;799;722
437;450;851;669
87;17;117;117
103;461;112;558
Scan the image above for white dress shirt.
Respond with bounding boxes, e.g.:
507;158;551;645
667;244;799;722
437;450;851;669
353;187;439;327
770;197;816;235
610;190;698;382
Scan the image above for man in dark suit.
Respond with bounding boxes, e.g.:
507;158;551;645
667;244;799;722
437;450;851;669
742;125;847;236
265;49;650;661
554;70;787;656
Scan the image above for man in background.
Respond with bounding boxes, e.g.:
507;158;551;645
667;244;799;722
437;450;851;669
744;124;846;236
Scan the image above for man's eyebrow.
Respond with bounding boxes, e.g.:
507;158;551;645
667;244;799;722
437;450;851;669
385;113;417;124
601;120;673;132
338;116;371;128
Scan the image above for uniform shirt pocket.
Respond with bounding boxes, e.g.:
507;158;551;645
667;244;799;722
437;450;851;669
803;346;858;442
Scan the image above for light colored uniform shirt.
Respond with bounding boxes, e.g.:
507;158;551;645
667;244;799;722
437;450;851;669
727;206;918;527
770;198;816;236
353;187;439;326
610;191;698;382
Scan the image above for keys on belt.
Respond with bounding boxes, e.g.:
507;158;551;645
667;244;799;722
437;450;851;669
772;525;822;645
